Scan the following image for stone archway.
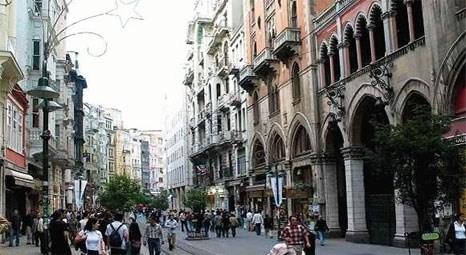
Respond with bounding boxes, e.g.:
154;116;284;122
324;122;347;236
349;96;395;245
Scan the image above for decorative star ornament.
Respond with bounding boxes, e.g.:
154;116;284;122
106;0;143;28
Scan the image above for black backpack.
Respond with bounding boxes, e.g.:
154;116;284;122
109;223;124;248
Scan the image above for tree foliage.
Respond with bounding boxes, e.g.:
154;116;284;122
99;175;146;211
150;190;169;211
184;188;207;212
367;106;464;233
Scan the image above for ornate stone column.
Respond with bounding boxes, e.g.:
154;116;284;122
381;11;393;53
328;52;336;84
388;11;399;50
354;33;363;70
341;42;351;75
337;42;346;77
319;60;327;88
341;146;369;243
368;25;376;63
320;154;341;236
405;0;415;42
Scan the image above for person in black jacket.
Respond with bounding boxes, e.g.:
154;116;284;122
446;213;466;255
8;209;21;247
314;215;329;246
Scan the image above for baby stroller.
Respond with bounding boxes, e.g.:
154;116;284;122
267;243;289;255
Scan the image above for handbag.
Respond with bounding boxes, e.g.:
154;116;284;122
74;231;87;246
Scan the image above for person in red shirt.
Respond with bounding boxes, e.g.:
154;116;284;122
281;216;310;255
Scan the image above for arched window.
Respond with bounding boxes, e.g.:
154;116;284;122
357;16;371;67
291;0;298;28
393;0;409;48
320;43;331;86
370;5;386;60
216;83;221;99
268;84;280;114
253;92;260;124
253;139;265;167
293;126;311;157
271;134;285;162
329;36;341;81
412;0;424;39
344;25;358;74
292;63;301;100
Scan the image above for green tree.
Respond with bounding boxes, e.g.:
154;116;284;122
150;190;169;211
368;106;464;233
99;175;146;211
184;188;207;212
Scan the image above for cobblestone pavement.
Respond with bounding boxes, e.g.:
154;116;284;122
0;230;423;255
168;228;422;255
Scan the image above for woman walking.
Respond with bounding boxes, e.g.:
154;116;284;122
129;217;142;255
49;210;72;255
447;213;466;255
76;217;106;255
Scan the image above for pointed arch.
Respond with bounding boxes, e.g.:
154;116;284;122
344;24;358;74
329;35;341;82
356;14;371;67
320;42;331;86
291;62;301;100
250;133;266;168
369;3;386;60
266;123;288;162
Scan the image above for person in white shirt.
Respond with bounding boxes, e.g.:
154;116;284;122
448;213;466;255
76;217;106;255
252;211;264;236
246;210;253;231
164;214;178;251
79;212;89;231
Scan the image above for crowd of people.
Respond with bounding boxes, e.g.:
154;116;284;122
0;207;180;255
0;206;334;255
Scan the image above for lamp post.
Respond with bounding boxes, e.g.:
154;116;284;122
27;76;62;222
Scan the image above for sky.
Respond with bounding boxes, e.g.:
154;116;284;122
67;0;193;130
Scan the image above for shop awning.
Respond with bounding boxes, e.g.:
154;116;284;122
5;169;34;189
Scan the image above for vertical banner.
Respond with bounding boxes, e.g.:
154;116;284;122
74;180;80;209
277;176;283;207
80;180;87;209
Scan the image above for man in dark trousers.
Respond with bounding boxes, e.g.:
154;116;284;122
314;215;329;246
9;209;21;247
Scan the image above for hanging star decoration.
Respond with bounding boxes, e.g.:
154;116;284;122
106;0;143;28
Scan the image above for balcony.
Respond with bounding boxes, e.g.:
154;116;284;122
229;92;241;107
207;24;230;55
238;65;258;93
217;95;229;112
189;117;195;129
218;131;232;144
183;68;194;86
273;28;301;61
205;102;212;117
197;109;206;125
228;62;240;76
253;47;278;76
216;56;229;77
231;130;244;144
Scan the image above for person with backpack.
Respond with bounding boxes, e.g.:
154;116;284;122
105;212;128;255
229;213;240;238
75;217;106;255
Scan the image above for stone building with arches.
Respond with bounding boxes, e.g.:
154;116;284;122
239;0;333;218
314;0;465;246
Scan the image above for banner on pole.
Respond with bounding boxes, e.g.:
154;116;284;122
270;176;284;207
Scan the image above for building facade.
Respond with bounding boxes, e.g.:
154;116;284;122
165;108;191;210
185;0;249;212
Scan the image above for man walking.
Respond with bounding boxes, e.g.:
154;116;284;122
24;211;34;245
144;217;163;255
164;214;178;251
105;212;128;255
314;215;329;246
9;209;21;247
252;211;263;236
282;216;311;255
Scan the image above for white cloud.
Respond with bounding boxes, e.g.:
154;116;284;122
67;0;193;130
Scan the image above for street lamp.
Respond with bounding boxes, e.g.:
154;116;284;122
27;84;62;222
